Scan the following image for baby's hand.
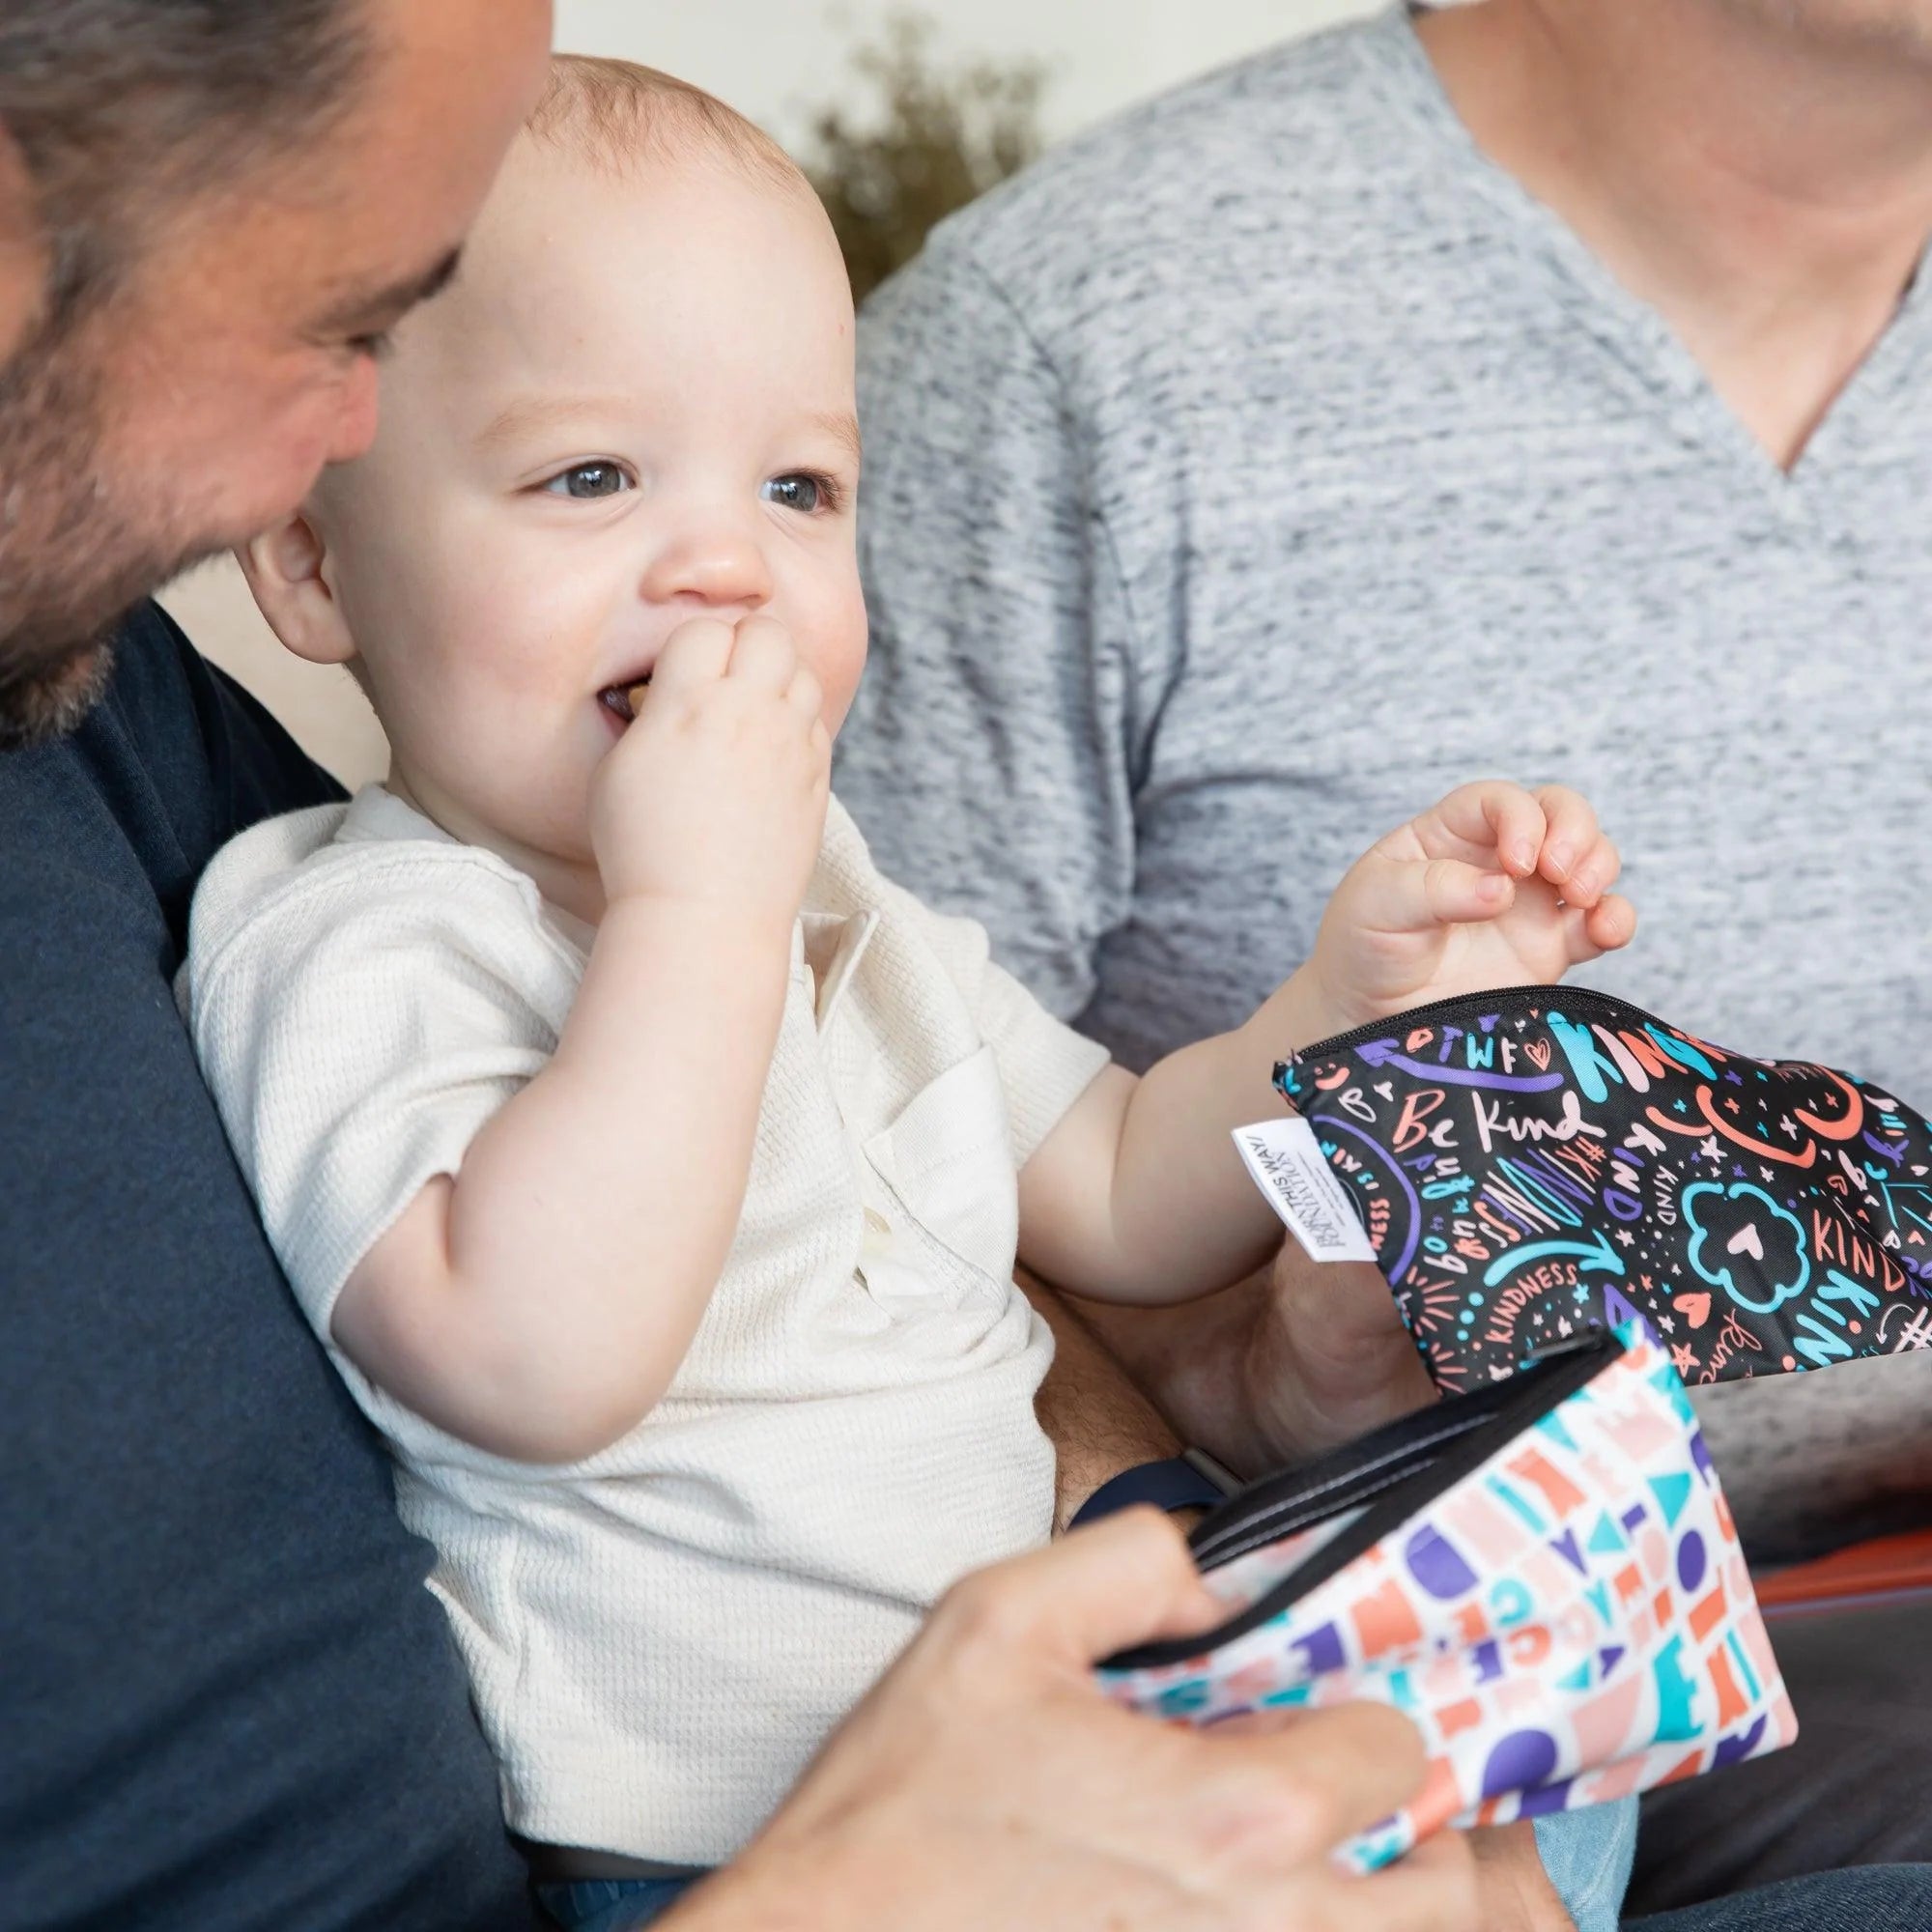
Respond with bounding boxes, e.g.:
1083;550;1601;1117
590;614;830;925
1306;781;1636;1036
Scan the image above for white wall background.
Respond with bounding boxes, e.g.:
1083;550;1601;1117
555;1;1378;147
164;0;1379;784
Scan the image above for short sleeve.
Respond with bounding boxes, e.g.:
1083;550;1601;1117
969;946;1116;1164
183;837;579;1337
839;230;1143;1025
849;826;1112;1166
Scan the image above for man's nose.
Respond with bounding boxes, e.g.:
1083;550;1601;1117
325;358;382;466
640;515;775;612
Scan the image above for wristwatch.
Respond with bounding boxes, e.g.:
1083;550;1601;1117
1066;1447;1241;1531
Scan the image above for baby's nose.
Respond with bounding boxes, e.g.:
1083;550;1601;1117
640;524;774;611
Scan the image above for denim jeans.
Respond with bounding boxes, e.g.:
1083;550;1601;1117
1629;1597;1932;1911
528;1851;1932;1930
1628;1864;1932;1930
536;1874;698;1931
1534;1796;1638;1932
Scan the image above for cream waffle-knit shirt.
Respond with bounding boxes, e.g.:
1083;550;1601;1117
181;784;1111;1863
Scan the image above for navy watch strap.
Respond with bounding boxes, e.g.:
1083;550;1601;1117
1066;1451;1236;1531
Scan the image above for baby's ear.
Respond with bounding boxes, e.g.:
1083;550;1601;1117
236;510;356;667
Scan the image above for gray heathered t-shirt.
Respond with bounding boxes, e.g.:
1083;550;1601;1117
837;4;1932;1549
842;2;1932;1086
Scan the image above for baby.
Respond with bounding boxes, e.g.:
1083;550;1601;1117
182;57;1635;1930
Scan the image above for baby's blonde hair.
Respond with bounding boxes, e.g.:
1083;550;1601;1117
528;54;811;199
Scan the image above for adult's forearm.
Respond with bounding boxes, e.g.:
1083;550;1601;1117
1066;1251;1436;1481
1020;1266;1181;1529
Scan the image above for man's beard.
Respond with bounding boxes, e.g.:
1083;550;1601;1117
0;629;114;749
0;320;219;752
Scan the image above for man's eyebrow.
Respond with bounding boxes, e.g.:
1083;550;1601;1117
315;245;464;335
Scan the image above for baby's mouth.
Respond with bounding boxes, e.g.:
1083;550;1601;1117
597;674;651;724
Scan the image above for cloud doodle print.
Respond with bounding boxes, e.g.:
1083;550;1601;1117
1682;1181;1809;1316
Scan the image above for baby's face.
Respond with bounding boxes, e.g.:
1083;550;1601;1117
314;137;866;891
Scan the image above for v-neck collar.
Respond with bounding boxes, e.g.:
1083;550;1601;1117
1352;2;1932;507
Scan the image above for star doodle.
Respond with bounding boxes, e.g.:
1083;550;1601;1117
1698;1136;1722;1166
1659;1315;1675;1333
1615;1229;1636;1247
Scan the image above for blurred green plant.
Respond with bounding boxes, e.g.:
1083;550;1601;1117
803;14;1049;303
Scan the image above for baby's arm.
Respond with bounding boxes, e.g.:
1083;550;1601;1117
332;617;829;1463
1018;781;1634;1307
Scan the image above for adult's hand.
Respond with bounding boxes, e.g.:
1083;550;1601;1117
1067;1242;1437;1482
664;1510;1477;1932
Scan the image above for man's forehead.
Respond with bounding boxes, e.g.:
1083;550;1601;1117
309;245;466;337
233;1;543;293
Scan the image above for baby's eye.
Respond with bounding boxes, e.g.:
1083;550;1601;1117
761;472;825;514
543;462;632;500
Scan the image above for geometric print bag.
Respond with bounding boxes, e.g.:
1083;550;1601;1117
1271;985;1932;1395
1097;1326;1795;1870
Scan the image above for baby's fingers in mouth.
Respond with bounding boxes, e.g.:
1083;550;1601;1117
596;673;652;724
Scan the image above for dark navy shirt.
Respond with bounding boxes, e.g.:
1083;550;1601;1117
0;604;534;1929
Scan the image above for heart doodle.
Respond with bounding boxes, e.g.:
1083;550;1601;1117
1674;1293;1712;1329
1525;1040;1552;1072
1725;1224;1765;1262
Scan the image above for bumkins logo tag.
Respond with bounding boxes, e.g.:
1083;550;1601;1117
1233;1116;1378;1264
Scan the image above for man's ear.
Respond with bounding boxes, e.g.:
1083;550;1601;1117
237;511;358;667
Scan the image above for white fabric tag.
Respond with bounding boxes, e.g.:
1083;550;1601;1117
1232;1116;1378;1264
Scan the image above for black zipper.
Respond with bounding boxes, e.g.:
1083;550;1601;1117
1282;981;1700;1064
1099;1331;1621;1675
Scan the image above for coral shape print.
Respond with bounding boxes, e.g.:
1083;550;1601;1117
1100;1326;1797;1870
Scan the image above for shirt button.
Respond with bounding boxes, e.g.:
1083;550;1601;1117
864;1207;891;1236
